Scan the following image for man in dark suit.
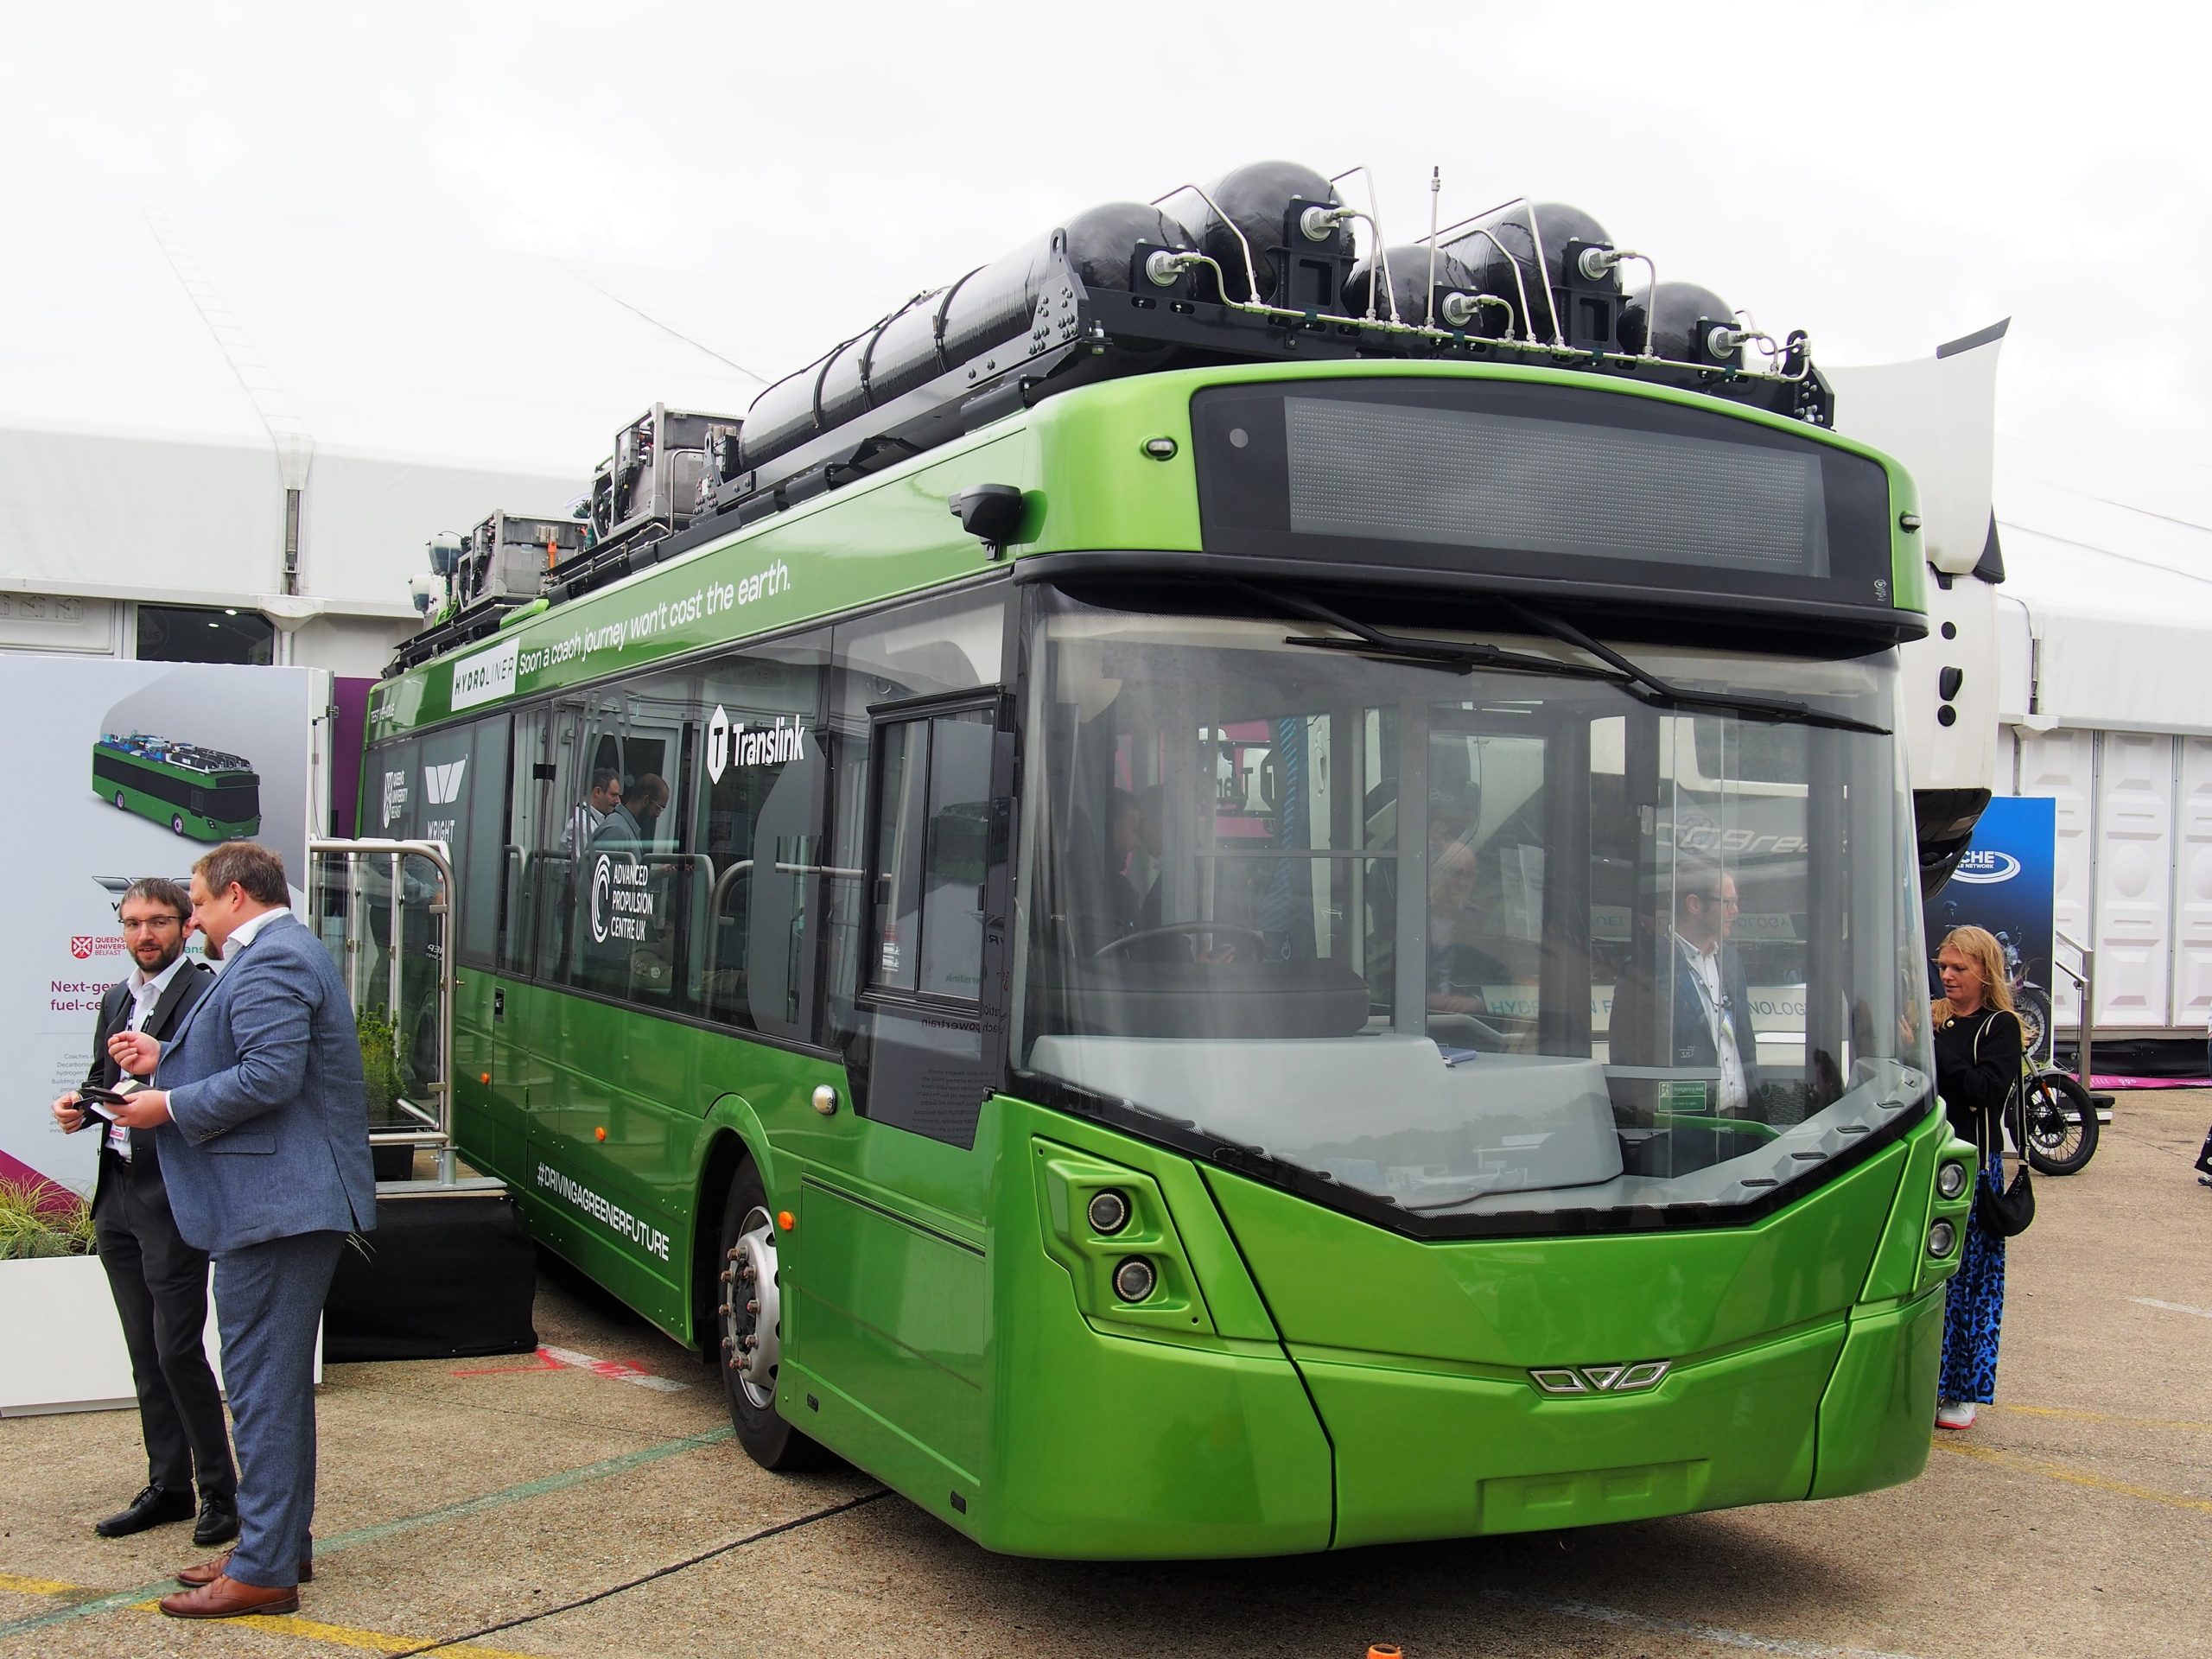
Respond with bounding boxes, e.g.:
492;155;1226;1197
49;877;237;1548
104;842;377;1621
1662;861;1762;1114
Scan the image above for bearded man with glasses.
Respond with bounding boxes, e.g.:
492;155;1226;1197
49;876;236;1548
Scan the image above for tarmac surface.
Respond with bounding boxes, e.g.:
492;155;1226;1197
3;1090;2208;1659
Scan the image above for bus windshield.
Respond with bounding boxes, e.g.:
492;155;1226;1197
1014;588;1933;1230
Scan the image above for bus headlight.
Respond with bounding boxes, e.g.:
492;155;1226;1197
1087;1189;1131;1235
1113;1257;1156;1302
1936;1160;1969;1200
1927;1219;1957;1257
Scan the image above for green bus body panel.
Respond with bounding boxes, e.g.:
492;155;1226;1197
373;433;1028;736
1300;1321;1835;1545
1198;1139;1905;1370
372;362;1922;740
1809;1287;1947;1499
1019;359;1928;614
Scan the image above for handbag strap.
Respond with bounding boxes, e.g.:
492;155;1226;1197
1970;1010;2022;1173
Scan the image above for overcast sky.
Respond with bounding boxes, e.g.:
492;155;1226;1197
6;0;2206;474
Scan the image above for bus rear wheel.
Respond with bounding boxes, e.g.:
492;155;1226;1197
113;791;125;810
715;1161;824;1470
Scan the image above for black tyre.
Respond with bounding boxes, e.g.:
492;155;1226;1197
714;1161;824;1469
112;790;125;810
170;814;186;836
2013;987;2052;1063
2023;1069;2099;1176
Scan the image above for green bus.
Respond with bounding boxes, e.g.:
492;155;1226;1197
93;732;262;841
369;164;1976;1558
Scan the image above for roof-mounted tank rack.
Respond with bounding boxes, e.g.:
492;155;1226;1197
391;511;586;671
392;159;1833;671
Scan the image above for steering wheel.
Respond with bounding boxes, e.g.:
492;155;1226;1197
1091;923;1268;960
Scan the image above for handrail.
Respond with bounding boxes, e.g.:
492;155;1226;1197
308;837;459;1185
2052;926;2097;1087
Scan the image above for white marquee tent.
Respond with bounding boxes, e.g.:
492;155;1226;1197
0;199;800;676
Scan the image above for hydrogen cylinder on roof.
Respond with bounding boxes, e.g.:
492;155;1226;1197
1443;201;1614;340
1184;160;1344;307
1620;281;1739;365
1341;245;1487;330
736;202;1198;475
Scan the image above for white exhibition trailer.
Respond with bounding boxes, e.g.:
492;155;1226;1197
1993;440;2212;1039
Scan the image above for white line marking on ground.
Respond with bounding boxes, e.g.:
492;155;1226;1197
539;1344;691;1390
1482;1590;1928;1658
2130;1297;2212;1319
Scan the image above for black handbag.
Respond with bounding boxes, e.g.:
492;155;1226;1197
1971;1012;2036;1239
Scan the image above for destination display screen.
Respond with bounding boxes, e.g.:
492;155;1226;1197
1192;378;1897;613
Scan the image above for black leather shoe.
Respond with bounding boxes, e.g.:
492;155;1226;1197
192;1494;239;1548
94;1484;195;1538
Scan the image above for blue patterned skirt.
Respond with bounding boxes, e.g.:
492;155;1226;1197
1939;1157;2009;1404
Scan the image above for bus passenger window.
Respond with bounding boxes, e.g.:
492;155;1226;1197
868;708;995;1004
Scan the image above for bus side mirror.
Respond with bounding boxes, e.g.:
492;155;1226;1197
948;485;1026;557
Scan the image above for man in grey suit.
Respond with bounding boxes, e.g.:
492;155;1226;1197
51;877;236;1546
105;842;377;1621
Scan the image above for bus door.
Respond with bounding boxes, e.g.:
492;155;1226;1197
527;686;698;1316
792;591;1009;1483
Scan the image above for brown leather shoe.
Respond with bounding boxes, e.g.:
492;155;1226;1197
158;1573;299;1619
177;1549;312;1587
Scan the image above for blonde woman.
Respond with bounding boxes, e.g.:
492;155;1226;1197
1931;925;2024;1430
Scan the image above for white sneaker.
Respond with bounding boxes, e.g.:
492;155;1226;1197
1935;1401;1979;1430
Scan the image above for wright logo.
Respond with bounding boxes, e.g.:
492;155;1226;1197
423;759;467;805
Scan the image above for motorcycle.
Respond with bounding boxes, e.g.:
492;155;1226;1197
2020;1065;2100;1176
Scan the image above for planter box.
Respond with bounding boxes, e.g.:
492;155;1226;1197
0;1254;321;1417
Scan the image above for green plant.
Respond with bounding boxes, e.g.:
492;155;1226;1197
0;1179;96;1261
357;1005;404;1122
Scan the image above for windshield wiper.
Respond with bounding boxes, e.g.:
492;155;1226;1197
1498;601;1891;736
1237;584;1629;685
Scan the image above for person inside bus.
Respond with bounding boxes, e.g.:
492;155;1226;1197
1427;834;1507;1027
594;773;668;847
1618;860;1762;1114
1103;787;1142;937
1931;924;2023;1431
561;767;620;860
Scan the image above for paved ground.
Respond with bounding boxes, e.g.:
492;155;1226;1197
4;1091;2208;1659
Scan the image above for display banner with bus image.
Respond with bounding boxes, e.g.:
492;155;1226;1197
1923;795;2059;1064
0;658;321;1201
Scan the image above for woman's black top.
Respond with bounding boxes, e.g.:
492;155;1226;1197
1933;1006;2023;1152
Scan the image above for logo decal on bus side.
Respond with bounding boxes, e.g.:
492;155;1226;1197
704;705;809;786
1529;1360;1673;1395
423;759;467;804
381;771;408;829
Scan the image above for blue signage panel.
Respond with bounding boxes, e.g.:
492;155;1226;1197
1925;796;2059;1063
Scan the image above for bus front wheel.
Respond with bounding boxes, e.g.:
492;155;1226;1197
169;814;186;836
715;1162;824;1470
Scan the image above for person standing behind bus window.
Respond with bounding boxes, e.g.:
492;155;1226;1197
1668;861;1761;1115
1931;924;2023;1431
561;767;620;859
